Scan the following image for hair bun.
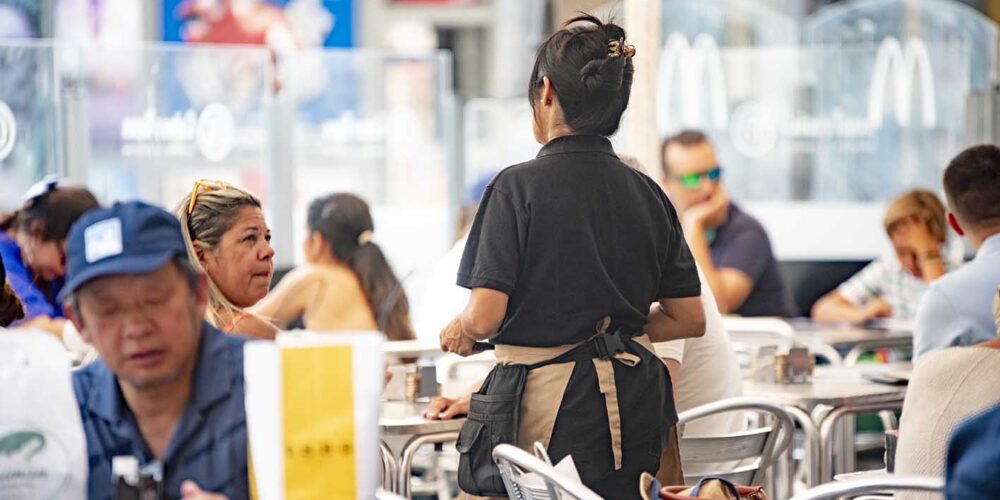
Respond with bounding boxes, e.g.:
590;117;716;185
579;56;626;92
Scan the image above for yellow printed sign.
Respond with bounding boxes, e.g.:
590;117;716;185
282;346;356;499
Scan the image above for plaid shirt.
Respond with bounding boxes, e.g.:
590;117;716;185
73;324;249;500
838;253;962;322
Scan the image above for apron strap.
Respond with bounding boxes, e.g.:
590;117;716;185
592;357;625;470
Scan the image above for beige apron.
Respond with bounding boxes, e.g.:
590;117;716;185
460;332;684;499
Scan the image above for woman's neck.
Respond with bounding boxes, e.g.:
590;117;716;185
544;125;575;143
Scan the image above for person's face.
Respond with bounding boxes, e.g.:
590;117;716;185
68;263;208;391
661;142;721;212
199;206;274;308
20;235;66;282
889;229;922;279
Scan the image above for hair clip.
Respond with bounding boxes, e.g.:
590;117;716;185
21;175;60;206
607;38;636;59
357;229;373;246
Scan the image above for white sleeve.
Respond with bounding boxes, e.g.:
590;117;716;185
838;259;886;306
657;339;685;363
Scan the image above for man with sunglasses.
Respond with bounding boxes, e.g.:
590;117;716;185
660;130;793;317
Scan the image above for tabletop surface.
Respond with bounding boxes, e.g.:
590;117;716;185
788;319;913;348
742;363;909;409
380;401;465;436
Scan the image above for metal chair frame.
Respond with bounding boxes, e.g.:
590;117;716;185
492;443;603;500
676;398;795;487
789;475;944;500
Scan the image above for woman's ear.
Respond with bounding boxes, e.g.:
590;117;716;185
192;241;211;267
540;76;555;106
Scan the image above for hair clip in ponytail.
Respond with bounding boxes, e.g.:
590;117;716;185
607;38;636;59
357;229;373;246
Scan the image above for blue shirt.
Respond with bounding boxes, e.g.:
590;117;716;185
946;403;1000;499
0;233;63;320
913;233;1000;359
709;203;795;317
73;324;249;500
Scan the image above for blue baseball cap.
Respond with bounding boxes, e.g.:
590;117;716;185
59;201;189;301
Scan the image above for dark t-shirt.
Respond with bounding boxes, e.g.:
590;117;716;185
710;203;794;317
457;134;701;347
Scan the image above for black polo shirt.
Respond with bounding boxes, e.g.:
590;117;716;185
458;134;701;347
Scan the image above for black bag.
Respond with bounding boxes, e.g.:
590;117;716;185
456;363;528;496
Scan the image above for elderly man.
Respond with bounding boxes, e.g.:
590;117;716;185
61;202;247;500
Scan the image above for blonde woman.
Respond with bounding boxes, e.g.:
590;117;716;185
175;180;278;339
812;189;960;323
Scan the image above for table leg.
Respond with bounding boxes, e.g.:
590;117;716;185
818;401;903;483
396;431;460;499
785;405;821;488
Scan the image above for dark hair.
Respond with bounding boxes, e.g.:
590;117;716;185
0;255;25;327
943;145;1000;228
0;186;99;241
529;14;634;136
307;194;415;341
660;129;711;176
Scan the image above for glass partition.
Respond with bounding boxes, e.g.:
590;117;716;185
0;41;59;210
76;43;272;209
282;49;457;275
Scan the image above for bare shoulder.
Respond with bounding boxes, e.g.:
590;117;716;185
232;313;279;340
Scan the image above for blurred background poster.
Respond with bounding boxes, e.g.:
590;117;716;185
161;0;354;48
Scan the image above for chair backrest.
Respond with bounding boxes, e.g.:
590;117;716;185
789;475;944;500
676;398;794;487
492;444;603;500
724;316;844;367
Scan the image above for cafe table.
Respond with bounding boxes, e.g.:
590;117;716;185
743;363;909;486
381;400;465;498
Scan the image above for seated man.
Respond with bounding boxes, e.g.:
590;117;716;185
659;130;793;317
913;145;1000;359
61;202;247;500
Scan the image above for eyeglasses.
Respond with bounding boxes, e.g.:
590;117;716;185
187;179;228;215
675;167;722;190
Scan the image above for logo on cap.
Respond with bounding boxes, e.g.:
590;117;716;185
84;218;124;263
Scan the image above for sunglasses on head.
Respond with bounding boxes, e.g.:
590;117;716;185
675;167;722;190
187;179;229;215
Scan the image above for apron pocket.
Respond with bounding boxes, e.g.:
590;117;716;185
456;366;527;497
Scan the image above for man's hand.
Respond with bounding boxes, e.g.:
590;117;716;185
180;481;228;500
440;316;476;357
424;394;471;420
683;187;729;231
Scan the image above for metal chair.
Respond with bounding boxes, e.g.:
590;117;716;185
677;398;795;487
789;475;944;500
492;443;603;500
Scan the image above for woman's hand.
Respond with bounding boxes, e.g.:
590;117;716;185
861;298;893;321
424;394;471;420
440;316;477;357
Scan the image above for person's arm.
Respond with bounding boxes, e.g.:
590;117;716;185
664;358;681;393
440;288;509;356
180;481;228;500
646;296;706;343
249;267;320;328
812;291;891;324
683;227;752;315
230;313;279;340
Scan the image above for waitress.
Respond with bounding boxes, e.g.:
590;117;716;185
440;14;706;498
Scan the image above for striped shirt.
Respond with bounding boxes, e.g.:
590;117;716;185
73;324;249;500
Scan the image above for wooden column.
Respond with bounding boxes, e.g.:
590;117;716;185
624;0;663;180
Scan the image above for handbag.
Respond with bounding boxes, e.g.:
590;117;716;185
640;473;768;500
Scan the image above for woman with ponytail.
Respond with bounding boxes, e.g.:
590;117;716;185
252;193;415;341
